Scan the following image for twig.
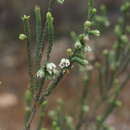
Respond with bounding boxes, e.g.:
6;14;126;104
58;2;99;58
76;72;91;130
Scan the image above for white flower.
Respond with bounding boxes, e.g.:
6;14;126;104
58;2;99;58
85;45;92;52
46;63;57;75
74;40;82;49
36;69;45;78
59;58;70;69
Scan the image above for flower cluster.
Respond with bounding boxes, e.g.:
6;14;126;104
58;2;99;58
36;63;58;79
36;58;71;79
59;58;70;69
46;63;57;75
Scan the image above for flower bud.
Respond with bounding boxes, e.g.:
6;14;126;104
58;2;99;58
89;30;100;36
71;57;88;65
21;15;30;21
67;48;73;57
91;8;97;15
120;35;128;43
84;21;92;30
19;34;27;40
56;0;64;4
46;12;54;22
121;2;130;12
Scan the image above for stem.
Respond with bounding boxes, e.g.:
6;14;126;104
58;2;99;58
76;72;91;130
39;70;64;102
34;6;42;71
48;0;54;11
106;70;115;90
24;103;37;130
97;67;104;96
88;0;94;20
24;78;45;130
23;16;33;89
46;12;54;61
117;48;130;75
44;71;63;96
96;74;130;130
104;54;109;87
36;101;47;130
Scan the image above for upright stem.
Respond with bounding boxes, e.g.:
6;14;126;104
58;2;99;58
46;11;54;61
76;72;91;130
88;0;94;20
22;16;33;88
34;6;42;71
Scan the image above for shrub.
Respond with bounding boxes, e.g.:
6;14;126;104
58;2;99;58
19;0;130;130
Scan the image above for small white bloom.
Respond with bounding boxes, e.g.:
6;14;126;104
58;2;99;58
46;63;57;75
85;45;92;52
84;21;92;27
19;34;27;40
59;58;70;69
74;40;82;49
84;21;92;30
57;0;64;4
36;69;45;78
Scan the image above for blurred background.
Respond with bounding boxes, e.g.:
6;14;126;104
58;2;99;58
0;0;130;130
